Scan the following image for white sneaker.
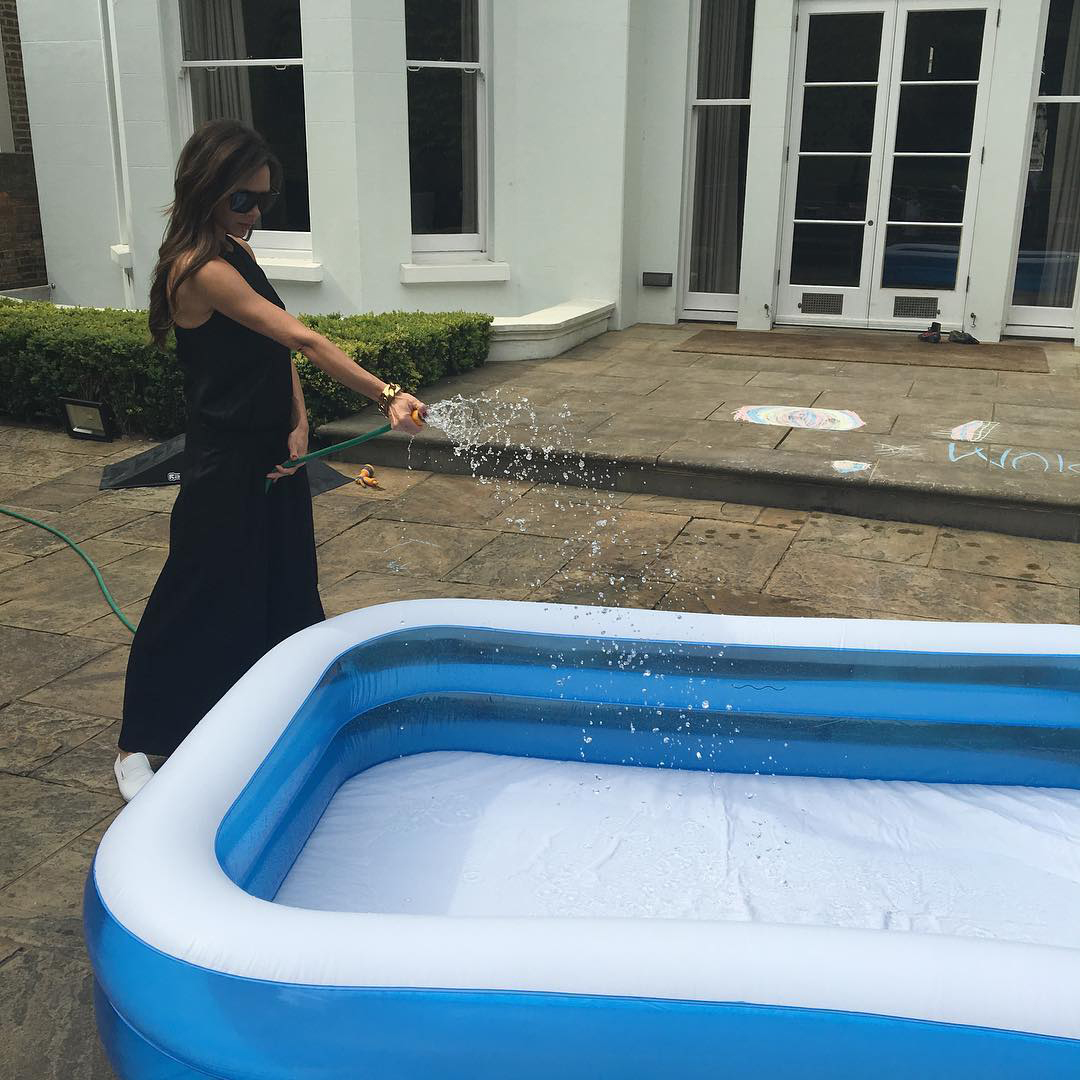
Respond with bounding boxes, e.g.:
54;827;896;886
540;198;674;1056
114;752;154;802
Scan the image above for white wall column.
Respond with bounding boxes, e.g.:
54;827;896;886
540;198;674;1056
18;0;126;307
965;0;1045;343
736;0;795;331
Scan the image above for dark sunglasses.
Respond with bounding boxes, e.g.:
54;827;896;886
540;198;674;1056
228;189;279;214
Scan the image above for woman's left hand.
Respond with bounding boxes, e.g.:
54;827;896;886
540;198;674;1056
266;423;309;483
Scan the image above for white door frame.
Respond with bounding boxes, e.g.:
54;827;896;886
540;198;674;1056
777;0;998;330
679;0;750;321
776;0;897;327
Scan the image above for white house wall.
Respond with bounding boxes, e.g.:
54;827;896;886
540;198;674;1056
19;0;126;307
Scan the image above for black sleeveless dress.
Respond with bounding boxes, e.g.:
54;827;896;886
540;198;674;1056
119;242;325;757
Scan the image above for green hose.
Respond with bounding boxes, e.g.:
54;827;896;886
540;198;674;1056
0;505;139;634
0;422;400;634
264;423;392;493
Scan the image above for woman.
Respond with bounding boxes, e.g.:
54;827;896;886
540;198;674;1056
114;120;424;800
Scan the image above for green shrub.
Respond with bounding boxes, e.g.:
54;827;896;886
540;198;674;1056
0;297;490;438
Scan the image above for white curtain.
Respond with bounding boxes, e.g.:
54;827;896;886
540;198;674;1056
181;0;253;127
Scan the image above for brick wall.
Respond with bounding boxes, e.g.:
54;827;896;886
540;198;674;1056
0;0;47;289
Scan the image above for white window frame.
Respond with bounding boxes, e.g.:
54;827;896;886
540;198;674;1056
1006;5;1080;338
407;2;489;254
679;0;753;322
173;5;310;252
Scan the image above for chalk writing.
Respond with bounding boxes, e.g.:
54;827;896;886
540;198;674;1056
948;443;1080;474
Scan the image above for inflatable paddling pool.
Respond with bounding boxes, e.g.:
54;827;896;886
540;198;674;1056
85;600;1080;1078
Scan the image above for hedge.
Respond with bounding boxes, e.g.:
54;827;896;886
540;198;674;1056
0;296;491;438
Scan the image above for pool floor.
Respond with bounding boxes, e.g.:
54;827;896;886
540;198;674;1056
273;751;1080;947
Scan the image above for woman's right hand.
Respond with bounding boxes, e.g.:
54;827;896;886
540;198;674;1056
389;393;427;433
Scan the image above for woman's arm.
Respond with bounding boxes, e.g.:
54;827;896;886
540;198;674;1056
289;361;308;432
184;257;425;431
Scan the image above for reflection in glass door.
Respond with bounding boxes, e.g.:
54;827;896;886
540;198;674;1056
1009;0;1080;335
682;0;755;320
778;1;995;329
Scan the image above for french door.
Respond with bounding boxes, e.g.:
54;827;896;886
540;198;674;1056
777;0;997;329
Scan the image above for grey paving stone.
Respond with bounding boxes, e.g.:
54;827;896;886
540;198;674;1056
320;571;528;617
528;571;672;609
0;942;116;1079
930;528;1080;588
316;519;498;585
0;627;110;708
30;725;122;796
0;772;119;888
646;520;794;590
446;533;582;589
0;501;151;558
767;549;1079;623
0;700;115;773
23;646;130;721
620;494;761;522
563;509;691;578
656;584;915;620
793;511;938;566
374;473;533;527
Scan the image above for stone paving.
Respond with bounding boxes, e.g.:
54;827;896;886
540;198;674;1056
323;324;1080;540
1;411;1079;1076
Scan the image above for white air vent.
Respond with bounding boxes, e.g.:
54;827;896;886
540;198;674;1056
893;296;939;319
799;292;843;315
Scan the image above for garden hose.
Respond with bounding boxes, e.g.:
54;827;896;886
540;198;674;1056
0;412;424;634
0;505;139;634
263;408;424;493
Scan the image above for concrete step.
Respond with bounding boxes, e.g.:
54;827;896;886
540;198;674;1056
318;408;1080;543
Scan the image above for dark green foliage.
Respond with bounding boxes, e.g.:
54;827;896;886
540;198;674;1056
0;296;490;437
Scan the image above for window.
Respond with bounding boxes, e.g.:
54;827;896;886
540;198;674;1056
178;0;309;236
1011;0;1080;319
405;0;486;252
684;0;755;313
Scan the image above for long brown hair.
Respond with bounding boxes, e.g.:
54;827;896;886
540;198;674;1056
148;120;282;347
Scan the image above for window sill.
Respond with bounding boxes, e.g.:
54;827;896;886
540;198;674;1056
399;260;511;284
258;256;324;283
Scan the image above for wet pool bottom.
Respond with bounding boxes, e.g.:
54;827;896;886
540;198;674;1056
274;750;1080;947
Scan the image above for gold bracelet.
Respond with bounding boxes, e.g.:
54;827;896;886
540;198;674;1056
377;383;401;417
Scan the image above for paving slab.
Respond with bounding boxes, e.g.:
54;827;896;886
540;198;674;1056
930;528;1080;588
791;511;938;566
766;549;1079;623
0;772;118;888
320;572;529;617
446;532;583;589
645;520;794;590
0;942;116;1079
0;626;111;707
23;647;130;720
0;700;116;773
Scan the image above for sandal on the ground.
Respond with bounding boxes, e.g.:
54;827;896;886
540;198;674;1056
918;321;942;344
948;330;980;345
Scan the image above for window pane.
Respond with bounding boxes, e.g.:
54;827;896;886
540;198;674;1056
405;0;479;62
697;0;755;99
1039;0;1080;96
801;87;876;152
895;85;976;152
795;156;871;220
882;225;961;289
791;223;864;286
180;0;301;61
902;10;985;82
888;157;969;223
1013;103;1080;307
408;69;479;235
189;67;309;231
805;13;882;83
689;106;750;294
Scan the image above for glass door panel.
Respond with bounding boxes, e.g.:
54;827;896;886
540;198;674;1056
867;4;993;329
777;4;893;324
